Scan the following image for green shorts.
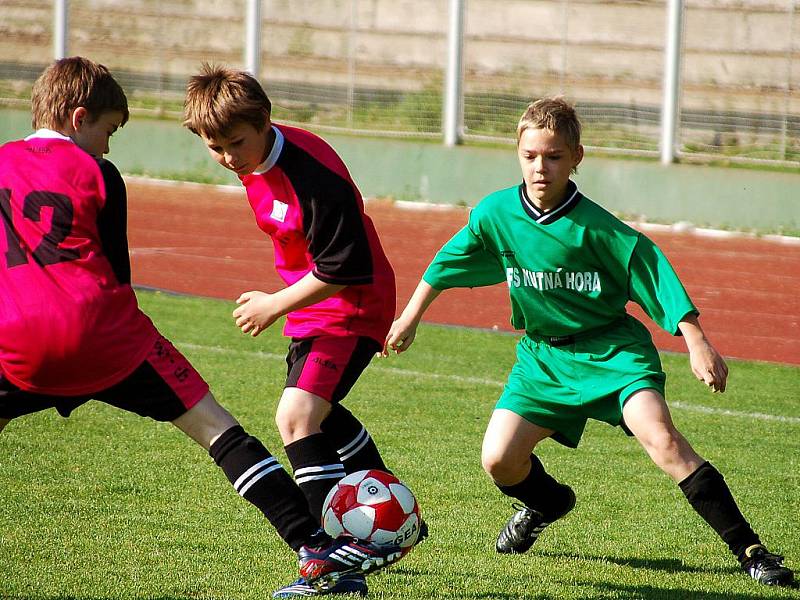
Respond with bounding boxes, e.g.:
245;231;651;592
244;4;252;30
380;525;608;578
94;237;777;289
495;316;666;448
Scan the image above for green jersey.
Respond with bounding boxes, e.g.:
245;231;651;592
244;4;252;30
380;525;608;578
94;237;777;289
423;182;697;338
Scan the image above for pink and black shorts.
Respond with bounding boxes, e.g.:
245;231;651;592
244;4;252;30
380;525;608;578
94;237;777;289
0;335;209;422
285;335;381;403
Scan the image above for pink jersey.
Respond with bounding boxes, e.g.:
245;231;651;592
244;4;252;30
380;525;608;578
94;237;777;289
0;132;158;395
240;124;396;343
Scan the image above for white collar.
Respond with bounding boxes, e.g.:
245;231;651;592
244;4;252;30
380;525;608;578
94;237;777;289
252;126;284;175
24;128;73;142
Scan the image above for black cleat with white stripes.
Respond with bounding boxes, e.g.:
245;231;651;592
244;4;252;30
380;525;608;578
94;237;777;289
495;488;576;555
741;545;794;587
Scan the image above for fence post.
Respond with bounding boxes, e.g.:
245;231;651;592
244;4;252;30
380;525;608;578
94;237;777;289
245;0;262;77
347;0;358;128
780;0;796;161
54;0;68;59
660;0;684;164
443;0;466;146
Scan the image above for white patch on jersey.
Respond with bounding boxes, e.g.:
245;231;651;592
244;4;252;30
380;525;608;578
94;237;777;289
270;200;289;223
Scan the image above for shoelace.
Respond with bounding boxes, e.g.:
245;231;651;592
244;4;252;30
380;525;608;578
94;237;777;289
509;503;535;528
754;551;786;569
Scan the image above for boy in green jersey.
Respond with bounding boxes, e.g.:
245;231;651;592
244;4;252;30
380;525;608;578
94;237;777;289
384;98;793;587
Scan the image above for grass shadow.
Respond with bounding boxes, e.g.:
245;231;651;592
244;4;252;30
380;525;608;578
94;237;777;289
593;581;795;599
540;549;739;577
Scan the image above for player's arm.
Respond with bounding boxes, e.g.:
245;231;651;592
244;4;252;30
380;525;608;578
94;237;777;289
628;234;698;334
677;313;728;393
233;272;345;337
305;164;374;286
383;280;442;355
95;159;131;284
628;235;727;393
384;211;502;356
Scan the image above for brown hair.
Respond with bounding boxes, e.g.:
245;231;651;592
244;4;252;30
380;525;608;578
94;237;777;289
30;57;129;130
183;64;271;138
516;97;581;152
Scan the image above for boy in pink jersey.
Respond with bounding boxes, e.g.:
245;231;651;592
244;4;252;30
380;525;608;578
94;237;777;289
0;57;403;595
184;64;425;598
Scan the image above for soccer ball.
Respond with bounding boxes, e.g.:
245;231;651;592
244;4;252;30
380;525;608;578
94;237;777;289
321;469;421;549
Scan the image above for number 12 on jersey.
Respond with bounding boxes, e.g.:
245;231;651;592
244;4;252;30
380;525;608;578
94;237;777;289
0;188;80;269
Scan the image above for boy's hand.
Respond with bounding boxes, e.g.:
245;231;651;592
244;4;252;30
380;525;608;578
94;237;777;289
688;339;729;393
233;291;280;337
678;314;728;393
382;316;419;357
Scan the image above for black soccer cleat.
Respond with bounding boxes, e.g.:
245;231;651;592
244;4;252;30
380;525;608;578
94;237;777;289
415;519;429;546
272;573;367;598
741;545;794;587
496;487;576;554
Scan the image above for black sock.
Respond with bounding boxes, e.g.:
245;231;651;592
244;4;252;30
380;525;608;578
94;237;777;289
321;404;389;474
679;462;761;561
209;425;320;552
285;432;345;522
496;454;574;521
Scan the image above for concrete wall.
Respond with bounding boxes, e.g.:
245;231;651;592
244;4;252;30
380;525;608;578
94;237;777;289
1;108;797;232
2;0;798;113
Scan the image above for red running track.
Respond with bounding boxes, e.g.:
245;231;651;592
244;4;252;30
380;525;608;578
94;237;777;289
126;179;800;366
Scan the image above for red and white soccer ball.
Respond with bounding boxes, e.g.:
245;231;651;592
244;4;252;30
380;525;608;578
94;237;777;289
322;469;421;550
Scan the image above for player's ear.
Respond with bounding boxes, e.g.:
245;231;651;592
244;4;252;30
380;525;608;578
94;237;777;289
572;144;584;173
70;107;89;132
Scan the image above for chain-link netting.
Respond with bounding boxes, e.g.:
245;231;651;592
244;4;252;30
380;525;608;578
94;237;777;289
1;0;797;165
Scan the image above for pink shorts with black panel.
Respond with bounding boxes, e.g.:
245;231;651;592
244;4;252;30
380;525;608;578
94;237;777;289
285;336;380;403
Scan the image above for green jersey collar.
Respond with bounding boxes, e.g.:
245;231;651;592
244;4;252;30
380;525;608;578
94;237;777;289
518;180;582;225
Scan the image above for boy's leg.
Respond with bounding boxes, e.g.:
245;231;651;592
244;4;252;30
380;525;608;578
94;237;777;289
622;388;758;553
171;389;238;449
621;389;704;482
274;336;407;596
483;409;575;554
623;390;793;585
96;335;323;552
278;387;345;520
279;336;388;520
482;408;554;485
175;391;321;551
321;403;388;474
103;382;403;588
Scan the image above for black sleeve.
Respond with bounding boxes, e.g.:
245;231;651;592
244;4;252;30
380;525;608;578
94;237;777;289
281;144;374;285
95;158;131;285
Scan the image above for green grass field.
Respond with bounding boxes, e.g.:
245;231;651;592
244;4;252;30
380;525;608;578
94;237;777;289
1;290;798;600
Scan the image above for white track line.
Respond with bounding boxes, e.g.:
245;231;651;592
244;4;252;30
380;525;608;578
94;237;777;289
179;342;800;425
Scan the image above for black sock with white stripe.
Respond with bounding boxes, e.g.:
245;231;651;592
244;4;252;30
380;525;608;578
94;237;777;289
209;425;320;552
321;403;389;474
285;432;346;522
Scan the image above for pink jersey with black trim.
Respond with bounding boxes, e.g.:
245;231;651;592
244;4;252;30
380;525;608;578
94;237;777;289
0;133;158;395
240;124;396;343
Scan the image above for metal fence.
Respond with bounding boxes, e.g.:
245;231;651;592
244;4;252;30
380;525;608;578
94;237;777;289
1;0;798;166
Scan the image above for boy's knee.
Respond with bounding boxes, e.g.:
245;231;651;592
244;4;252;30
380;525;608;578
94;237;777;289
274;405;299;436
275;397;328;442
640;426;689;460
481;448;521;482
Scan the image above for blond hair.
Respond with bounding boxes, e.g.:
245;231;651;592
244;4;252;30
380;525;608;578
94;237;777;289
516;97;581;153
30;57;128;130
183;64;271;138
